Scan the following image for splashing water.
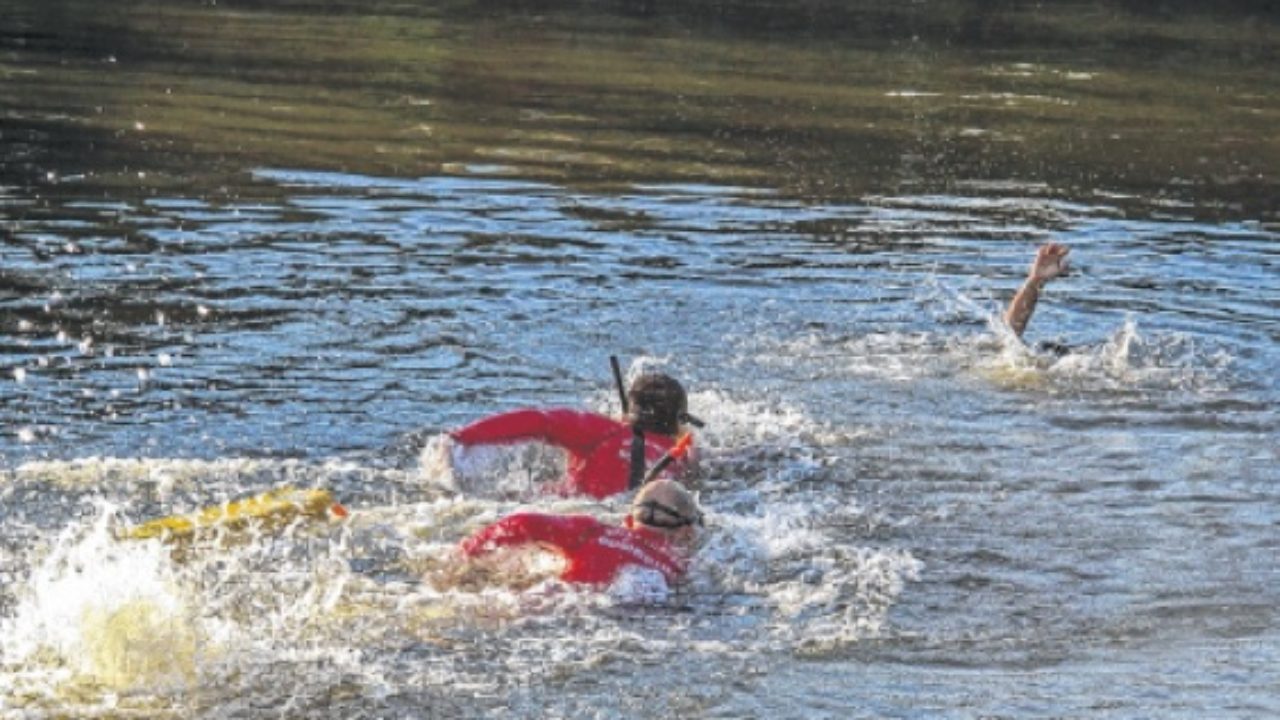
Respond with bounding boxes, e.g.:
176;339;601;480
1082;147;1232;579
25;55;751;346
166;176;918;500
0;477;364;715
2;504;198;703
2;115;1270;713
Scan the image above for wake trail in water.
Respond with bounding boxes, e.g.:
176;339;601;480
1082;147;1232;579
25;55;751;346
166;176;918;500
0;377;918;716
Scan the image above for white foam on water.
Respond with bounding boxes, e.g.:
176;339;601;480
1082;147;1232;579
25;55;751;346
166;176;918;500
9;456;298;493
975;315;1238;396
608;565;672;605
0;381;917;711
687;388;837;450
418;432;567;500
681;387;921;653
0;477;373;716
693;489;921;655
1;504;200;694
5;456;430;513
753;287;1238;400
404;386;914;658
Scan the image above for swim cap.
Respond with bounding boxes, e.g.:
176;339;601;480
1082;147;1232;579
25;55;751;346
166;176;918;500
633;478;703;529
627;373;687;435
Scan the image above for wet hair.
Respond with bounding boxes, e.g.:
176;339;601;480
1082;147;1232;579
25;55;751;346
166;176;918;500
626;372;687;436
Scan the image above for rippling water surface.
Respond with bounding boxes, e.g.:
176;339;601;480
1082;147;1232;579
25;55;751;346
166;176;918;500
2;1;1278;717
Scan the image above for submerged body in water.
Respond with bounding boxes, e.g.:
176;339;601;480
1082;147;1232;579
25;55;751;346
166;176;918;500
437;479;700;594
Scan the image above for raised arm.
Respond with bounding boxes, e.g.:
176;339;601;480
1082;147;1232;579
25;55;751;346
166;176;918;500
459;512;593;558
450;408;619;453
1004;242;1070;338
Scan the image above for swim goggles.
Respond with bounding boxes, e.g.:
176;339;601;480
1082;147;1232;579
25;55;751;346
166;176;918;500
635;500;704;529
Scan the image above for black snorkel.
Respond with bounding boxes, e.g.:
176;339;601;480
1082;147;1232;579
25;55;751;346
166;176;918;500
612;355;704;488
610;355;629;416
613;355;649;489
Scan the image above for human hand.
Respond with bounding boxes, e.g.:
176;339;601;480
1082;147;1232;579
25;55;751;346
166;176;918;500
1029;243;1070;283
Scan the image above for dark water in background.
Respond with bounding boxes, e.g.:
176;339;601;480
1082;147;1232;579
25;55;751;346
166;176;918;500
1;1;1278;717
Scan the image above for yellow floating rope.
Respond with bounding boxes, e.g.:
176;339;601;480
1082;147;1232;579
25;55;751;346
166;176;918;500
119;486;348;542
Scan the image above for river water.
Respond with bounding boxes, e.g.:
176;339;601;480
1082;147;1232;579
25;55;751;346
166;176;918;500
2;1;1277;717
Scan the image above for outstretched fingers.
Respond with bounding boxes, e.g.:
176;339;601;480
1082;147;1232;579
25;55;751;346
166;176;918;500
1033;243;1070;281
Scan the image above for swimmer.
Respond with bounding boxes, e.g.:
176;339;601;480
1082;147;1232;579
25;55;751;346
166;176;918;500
1004;242;1071;353
444;371;700;499
438;479;702;590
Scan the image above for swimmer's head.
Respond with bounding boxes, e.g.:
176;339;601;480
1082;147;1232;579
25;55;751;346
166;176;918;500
630;478;702;545
627;372;688;435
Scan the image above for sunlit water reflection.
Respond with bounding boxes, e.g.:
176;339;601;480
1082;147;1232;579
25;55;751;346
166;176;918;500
2;165;1276;717
3;0;1279;715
